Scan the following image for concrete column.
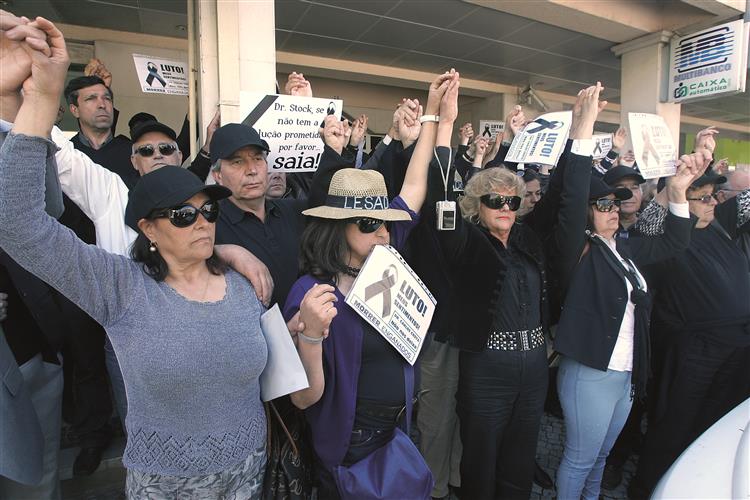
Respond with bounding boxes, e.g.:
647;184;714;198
193;0;276;127
613;31;681;149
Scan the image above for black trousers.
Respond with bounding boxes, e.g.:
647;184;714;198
456;345;548;500
632;331;750;494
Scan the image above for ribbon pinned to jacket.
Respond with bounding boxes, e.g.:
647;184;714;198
364;265;398;317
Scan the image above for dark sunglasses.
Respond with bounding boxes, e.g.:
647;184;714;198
687;194;717;204
134;143;178;157
347;217;391;234
590;198;622;212
151;200;220;228
479;194;522;211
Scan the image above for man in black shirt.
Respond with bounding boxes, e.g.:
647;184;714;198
210;123;306;307
64;76;140;189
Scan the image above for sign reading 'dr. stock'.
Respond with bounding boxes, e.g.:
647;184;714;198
345;245;436;366
668;19;748;103
239;93;343;172
132;54;188;96
505;111;572;166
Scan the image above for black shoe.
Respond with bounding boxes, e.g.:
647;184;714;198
533;462;553;489
601;463;623;490
73;446;105;476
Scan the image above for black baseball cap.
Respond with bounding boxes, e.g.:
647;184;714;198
589;176;633;201
131;120;177;143
128;112;158;131
603;166;645;186
209;123;270;164
124;166;231;231
691;170;727;189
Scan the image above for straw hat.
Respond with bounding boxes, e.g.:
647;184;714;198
303;168;412;221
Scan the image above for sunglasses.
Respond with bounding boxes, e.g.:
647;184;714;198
151;200;220;228
348;217;391;234
687;194;717;204
590;198;622;212
134;143;178;157
479;194;522;211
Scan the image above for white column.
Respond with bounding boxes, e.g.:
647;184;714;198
613;31;682;149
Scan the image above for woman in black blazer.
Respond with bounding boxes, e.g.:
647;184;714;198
549;83;707;500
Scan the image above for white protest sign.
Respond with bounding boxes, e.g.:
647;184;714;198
505;111;572;166
628;113;677;179
592;133;613;159
479;120;505;139
345;245;436;366
239;93;342;172
132;54;188;96
258;305;309;402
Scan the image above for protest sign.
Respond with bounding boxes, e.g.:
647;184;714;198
479;120;505;139
505;111;572;166
345;245;436;365
239;92;342;172
132;54;188;96
592;133;613;159
258;305;309;402
628;113;677;179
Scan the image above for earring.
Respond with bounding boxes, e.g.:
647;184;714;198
149;241;158;252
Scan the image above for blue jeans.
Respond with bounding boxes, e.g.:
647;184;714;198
556;356;632;500
104;337;127;426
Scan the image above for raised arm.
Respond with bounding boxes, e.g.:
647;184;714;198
0;16;137;327
399;70;456;212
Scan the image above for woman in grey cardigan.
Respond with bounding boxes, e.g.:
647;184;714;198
0;18;271;499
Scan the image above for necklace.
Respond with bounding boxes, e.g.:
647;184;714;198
342;265;361;278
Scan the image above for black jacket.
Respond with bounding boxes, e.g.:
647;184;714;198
551;155;695;371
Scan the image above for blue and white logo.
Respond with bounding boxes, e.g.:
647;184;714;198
674;26;734;73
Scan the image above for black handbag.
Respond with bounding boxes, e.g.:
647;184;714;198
262;399;314;500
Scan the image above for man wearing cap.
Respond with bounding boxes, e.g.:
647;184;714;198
603;165;646;239
210;123;307;307
628;168;750;498
130;120;211;181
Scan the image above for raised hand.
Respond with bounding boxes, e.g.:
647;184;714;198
439;71;460;124
285;71;313;97
319;115;350;154
0;11;49;99
569;82;607;141
695;126;718;153
612;127;627;152
396;99;421;148
202;107;221;153
473;136;489;158
458;122;474;145
502;105;525;143
84;57;112;87
349;114;368;147
298;284;338;340
425;69;454;116
666;149;713;202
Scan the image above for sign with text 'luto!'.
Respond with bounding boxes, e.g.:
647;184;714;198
239;93;342;172
505;111;572;166
132;54;188;96
668;19;748;103
628;113;677;180
345;245;436;365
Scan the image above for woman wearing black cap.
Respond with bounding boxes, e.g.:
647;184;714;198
0;23;300;498
550;84;706;500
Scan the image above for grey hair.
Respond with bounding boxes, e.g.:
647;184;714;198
459;167;526;222
210;150;268;172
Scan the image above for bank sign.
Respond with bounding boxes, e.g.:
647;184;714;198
668;19;748;103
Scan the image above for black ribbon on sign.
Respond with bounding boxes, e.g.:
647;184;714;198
146;63;167;88
483;125;492;137
364;265;398;317
526;118;563;134
325;195;390;210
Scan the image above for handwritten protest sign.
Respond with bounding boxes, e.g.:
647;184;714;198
239;93;342;172
505;111;572;166
479;120;505;139
345;245;436;365
628;113;677;179
132;54;188;96
592;133;613;159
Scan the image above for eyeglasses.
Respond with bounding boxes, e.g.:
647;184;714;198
150;200;220;228
590;198;622;212
348;217;390;234
687;194;717;204
134;143;178;157
479;194;522;211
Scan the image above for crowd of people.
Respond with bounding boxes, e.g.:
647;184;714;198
1;9;749;500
